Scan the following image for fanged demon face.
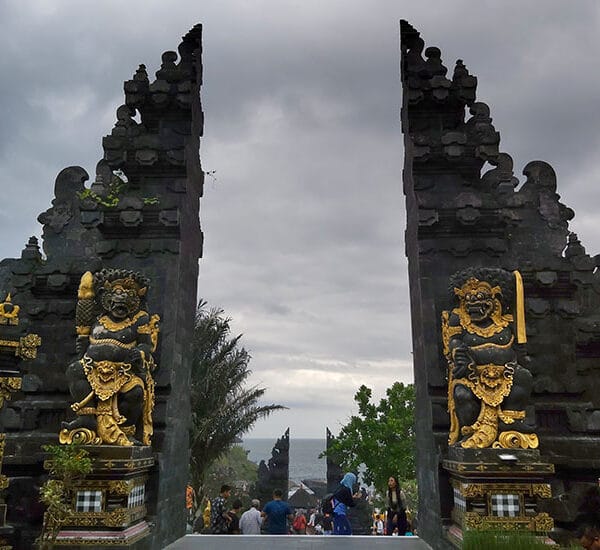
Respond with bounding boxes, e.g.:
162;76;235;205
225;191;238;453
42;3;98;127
479;365;504;388
100;279;141;320
97;362;117;383
456;278;500;323
464;288;494;322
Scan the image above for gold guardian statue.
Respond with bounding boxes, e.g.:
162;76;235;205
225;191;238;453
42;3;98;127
60;269;159;446
441;268;538;449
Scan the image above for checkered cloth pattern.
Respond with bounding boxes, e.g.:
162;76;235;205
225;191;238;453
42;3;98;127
491;494;520;517
453;488;466;512
128;484;145;508
75;490;102;512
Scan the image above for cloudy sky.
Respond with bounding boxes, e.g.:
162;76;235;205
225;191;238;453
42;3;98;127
1;1;600;439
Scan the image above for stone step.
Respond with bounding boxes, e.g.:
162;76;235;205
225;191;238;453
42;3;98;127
166;534;432;550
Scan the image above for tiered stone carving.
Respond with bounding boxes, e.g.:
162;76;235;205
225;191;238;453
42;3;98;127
401;19;599;546
255;429;290;505
0;24;203;549
0;294;41;549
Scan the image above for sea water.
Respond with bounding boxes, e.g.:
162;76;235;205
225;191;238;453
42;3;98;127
242;438;326;482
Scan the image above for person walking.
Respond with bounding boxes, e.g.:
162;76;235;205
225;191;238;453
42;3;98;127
239;499;262;535
227;499;242;534
261;489;293;535
185;483;196;527
210;484;232;534
332;472;360;535
292;510;307;534
321;513;333;535
306;508;317;535
385;476;408;536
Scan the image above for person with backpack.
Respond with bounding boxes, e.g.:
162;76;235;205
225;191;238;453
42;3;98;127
331;472;360;535
210;485;232;534
291;510;307;534
386;475;408;536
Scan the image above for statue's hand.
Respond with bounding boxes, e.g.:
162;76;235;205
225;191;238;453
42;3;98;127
452;347;472;379
75;337;88;358
128;347;143;364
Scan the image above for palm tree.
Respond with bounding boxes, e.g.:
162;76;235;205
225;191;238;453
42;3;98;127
189;300;285;497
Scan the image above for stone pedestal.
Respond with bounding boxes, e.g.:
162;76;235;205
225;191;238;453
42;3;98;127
442;448;555;547
53;446;154;548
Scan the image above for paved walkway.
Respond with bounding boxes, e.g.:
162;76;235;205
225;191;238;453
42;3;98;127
166;534;432;549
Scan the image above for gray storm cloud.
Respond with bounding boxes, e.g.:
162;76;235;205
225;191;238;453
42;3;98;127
1;0;599;437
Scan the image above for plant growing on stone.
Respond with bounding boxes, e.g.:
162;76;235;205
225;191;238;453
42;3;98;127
462;530;552;549
77;170;160;208
37;444;92;550
77;171;128;208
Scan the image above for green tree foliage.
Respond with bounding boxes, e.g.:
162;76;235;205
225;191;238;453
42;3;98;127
190;301;285;498
324;382;415;491
38;444;93;550
203;446;258;507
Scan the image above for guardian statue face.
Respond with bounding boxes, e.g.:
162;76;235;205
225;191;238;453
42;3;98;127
100;278;143;320
455;278;501;323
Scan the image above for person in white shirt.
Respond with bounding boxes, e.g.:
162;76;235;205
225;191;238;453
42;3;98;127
239;499;262;535
306;508;317;535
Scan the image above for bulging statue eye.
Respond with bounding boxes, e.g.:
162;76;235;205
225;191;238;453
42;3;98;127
477;293;483;300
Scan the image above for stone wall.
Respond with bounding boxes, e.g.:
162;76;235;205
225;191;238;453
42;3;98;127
401;20;600;548
0;25;203;549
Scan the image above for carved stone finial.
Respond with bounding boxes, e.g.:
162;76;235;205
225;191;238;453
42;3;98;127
565;232;586;258
453;59;469;81
134;64;149;82
19;236;42;262
424;46;447;77
156;51;179;81
0;294;19;326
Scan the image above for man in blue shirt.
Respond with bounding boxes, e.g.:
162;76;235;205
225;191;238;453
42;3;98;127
261;489;293;535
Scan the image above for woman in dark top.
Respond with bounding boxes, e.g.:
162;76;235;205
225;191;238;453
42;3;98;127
332;472;359;535
386;475;407;536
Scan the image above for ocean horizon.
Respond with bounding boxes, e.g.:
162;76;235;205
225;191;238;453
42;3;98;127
242;438;327;482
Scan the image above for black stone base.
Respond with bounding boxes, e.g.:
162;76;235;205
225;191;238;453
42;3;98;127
447;447;540;464
51;445;154;549
443;446;556;546
444;447;554;480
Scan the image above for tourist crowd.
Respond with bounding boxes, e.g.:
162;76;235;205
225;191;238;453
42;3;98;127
187;473;416;536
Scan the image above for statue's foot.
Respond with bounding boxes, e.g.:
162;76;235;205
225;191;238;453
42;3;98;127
61;416;96;431
499;419;535;433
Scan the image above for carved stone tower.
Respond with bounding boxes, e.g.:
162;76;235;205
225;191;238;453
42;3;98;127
255;428;290;505
0;26;203;549
401;20;600;547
